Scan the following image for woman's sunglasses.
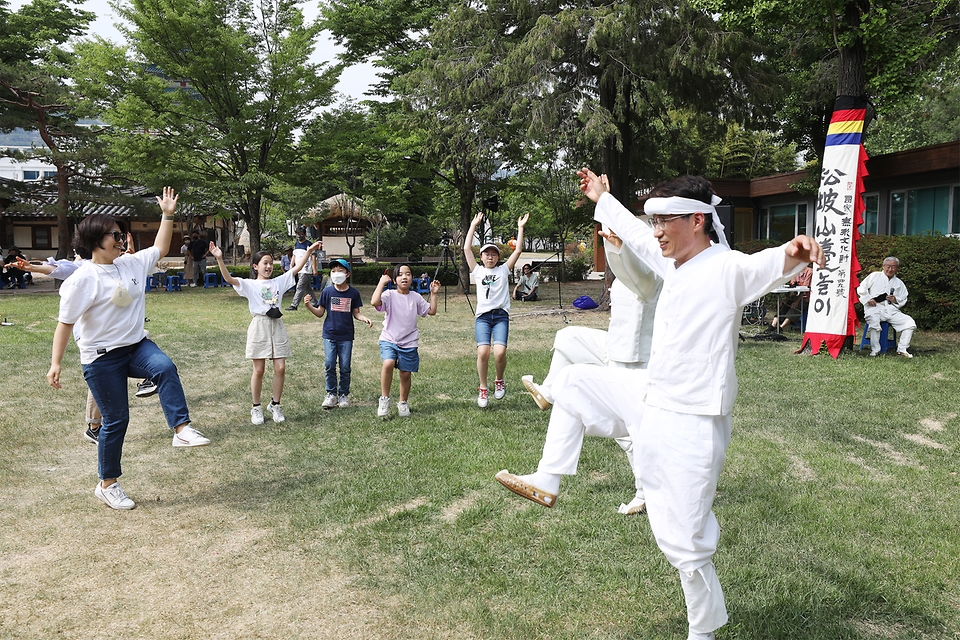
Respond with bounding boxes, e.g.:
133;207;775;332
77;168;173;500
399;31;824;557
104;231;124;243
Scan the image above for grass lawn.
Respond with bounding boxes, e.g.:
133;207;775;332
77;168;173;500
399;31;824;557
1;279;959;639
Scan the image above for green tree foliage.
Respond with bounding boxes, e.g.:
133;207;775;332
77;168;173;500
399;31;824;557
866;47;960;155
0;0;99;257
503;0;781;199
704;122;800;179
72;0;340;253
700;0;960;160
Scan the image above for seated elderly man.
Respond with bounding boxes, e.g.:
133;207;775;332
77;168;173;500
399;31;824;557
857;256;917;358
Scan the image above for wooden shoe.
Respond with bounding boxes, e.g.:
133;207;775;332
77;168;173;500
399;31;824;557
495;470;557;507
521;375;551;411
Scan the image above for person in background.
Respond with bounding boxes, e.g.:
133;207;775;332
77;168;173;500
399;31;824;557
512;263;539;301
285;226;317;310
188;230;210;287
281;247;293;273
857;256;917;357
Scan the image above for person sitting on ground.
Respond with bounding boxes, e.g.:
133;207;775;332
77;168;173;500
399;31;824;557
512;263;539;301
766;266;811;332
2;246;30;288
856;256;917;358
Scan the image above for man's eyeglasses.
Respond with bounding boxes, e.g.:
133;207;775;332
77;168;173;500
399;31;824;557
645;213;694;230
104;231;124;243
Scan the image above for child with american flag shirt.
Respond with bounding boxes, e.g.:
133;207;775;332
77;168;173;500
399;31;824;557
305;258;373;409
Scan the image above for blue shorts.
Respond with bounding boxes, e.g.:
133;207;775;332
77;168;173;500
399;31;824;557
379;340;420;372
475;308;509;347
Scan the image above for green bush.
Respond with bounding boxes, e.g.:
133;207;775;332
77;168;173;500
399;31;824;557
856;234;960;331
734;238;780;254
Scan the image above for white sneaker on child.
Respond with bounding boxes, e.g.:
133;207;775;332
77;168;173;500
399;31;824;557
322;393;338;408
251;405;264;425
494;379;506;400
338;395;349;408
268;402;285;423
397;401;410;417
377;396;390;418
477;388;488;408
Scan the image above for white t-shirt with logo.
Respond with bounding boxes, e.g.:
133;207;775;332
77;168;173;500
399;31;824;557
58;247;158;364
473;263;511;316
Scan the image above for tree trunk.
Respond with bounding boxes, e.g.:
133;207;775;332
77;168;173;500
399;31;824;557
836;0;868;99
455;164;477;295
597;71;633;304
55;166;71;260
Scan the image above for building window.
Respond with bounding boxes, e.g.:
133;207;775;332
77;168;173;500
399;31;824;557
33;226;51;249
22;170;40;181
43;170;57;179
889;185;956;235
860;193;879;234
759;203;808;241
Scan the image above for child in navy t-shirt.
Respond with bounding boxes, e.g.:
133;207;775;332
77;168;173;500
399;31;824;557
305;258;373;408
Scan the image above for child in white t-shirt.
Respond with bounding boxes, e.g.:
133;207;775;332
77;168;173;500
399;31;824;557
212;241;319;425
371;263;440;418
463;211;528;408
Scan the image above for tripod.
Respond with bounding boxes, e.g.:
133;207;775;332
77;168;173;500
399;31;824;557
527;248;564;308
433;240;474;315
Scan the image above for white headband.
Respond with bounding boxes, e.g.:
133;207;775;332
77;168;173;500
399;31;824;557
644;195;729;249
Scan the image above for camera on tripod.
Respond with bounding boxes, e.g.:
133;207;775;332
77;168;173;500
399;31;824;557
440;231;453;247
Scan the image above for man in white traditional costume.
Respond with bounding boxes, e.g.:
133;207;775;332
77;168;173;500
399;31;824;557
505;170;822;640
856;256;917;358
501;235;661;515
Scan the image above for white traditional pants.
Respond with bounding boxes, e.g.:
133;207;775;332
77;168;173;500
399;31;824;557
864;306;916;354
539;326;608;404
539;365;645;484
635;405;731;635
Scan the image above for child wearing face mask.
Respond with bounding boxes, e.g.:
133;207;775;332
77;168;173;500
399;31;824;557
305;259;373;409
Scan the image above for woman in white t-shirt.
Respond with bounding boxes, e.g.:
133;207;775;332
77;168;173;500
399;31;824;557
47;188;210;512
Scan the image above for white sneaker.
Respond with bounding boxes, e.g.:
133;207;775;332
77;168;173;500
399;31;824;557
173;425;210;447
95;482;135;510
251;405;264;425
477;388;488;408
397;400;410;417
322;393;338;408
268;402;285;423
494;379;506;400
377;396;390;418
338;395;349;408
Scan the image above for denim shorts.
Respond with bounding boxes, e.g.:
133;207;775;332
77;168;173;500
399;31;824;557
475;308;509;347
379;340;420;372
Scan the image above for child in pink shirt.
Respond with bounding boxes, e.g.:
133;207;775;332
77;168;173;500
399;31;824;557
371;264;440;418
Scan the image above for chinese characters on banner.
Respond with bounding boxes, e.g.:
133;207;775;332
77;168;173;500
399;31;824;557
800;96;868;358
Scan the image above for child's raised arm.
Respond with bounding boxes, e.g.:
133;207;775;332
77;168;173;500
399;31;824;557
463;211;484;269
427;278;441;316
304;294;325;318
371;273;392;308
290;241;321;276
504;213;529;271
210;242;240;287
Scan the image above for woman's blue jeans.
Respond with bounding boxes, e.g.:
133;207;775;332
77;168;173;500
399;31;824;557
324;338;353;396
82;338;190;480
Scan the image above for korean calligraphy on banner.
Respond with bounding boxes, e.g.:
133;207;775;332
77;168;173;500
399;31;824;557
800;96;869;358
